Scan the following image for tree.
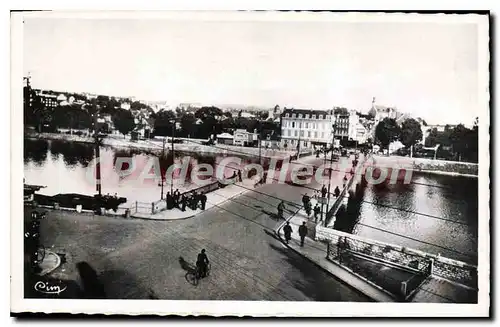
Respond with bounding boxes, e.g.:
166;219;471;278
112;109;136;138
179;113;196;138
333;107;349;115
153;110;176;136
450;124;469;162
375;118;401;154
400;118;423;157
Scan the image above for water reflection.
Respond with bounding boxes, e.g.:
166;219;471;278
24;138;260;204
334;172;478;264
24;139;48;166
49;140;95;167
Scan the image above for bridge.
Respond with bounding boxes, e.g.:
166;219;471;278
275;153;478;303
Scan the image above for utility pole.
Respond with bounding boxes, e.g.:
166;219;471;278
258;134;262;165
93;99;102;196
160;137;166;200
325;129;336;226
171;121;175;194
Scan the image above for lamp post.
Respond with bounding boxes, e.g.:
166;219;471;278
160;137;166;200
170;120;175;195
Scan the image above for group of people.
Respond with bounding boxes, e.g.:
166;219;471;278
283;221;308;247
166;189;208;212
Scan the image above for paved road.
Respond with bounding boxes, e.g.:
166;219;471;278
28;156;369;301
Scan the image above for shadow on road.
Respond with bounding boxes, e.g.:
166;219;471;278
178;256;196;273
268;243;372;302
76;261;106;299
98;267;155;299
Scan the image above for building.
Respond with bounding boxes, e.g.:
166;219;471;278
35;91;59;108
333;110;361;144
267;105;282;123
233;129;258;147
280;108;335;150
216;133;234;145
368;97;401;122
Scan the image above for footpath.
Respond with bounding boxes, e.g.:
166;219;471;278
129;176;261;220
273;153;397;302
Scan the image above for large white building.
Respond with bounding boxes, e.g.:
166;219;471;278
280;108;335;150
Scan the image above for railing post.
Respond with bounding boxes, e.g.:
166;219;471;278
400;281;407;299
136;201;138;212
152;202;155;214
428;258;434;276
326;242;330;259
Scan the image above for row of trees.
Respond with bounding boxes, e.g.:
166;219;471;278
374;117;479;162
24;87;281;141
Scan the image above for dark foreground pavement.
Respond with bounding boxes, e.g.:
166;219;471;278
25;177;370;301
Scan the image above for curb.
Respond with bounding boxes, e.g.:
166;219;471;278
38;250;62;277
273;230;383;302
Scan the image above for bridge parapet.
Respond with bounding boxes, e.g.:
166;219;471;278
316;225;478;293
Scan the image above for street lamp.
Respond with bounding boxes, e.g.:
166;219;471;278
170;120;176;195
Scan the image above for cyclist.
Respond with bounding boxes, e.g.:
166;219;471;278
196;249;209;278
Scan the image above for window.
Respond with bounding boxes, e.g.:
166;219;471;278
299;122;302;128
298;114;302;119
303;141;308;147
292;114;296;118
312;115;316;119
285;113;289;118
321;132;325;138
294;130;298;137
292;122;295;128
288;130;291;136
314;131;318;138
319;115;323;119
300;130;304;137
305;114;309;119
305;122;308;128
308;131;311;137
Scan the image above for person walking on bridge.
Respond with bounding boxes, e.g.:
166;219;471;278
298;222;308;247
334;186;340;198
283;222;292;244
277;200;285;220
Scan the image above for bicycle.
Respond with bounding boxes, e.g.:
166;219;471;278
185;262;211;286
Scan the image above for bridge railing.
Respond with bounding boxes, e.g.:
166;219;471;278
317;226;477;299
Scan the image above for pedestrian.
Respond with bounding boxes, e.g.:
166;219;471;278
314;204;320;220
321;185;327;198
302;194;311;217
238;170;242;182
200;192;207;210
298;222;308;247
191;191;198;210
166;192;173;210
343;175;348;183
334;186;340;197
181;195;187;212
277;200;285;219
173;189;180;207
283;222;292;244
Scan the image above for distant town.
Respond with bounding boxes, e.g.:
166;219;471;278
24;75;479;163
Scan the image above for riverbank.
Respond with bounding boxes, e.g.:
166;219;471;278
370;154;478;177
25;131;296;159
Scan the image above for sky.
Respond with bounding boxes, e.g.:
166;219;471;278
22;13;483;125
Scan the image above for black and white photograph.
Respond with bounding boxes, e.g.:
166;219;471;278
10;10;490;317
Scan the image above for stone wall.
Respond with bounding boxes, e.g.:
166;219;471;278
316;225;477;287
371;155;478;176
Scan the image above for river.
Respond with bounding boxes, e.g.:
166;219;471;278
24;138;478;264
334;172;478;264
24;139;265;206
